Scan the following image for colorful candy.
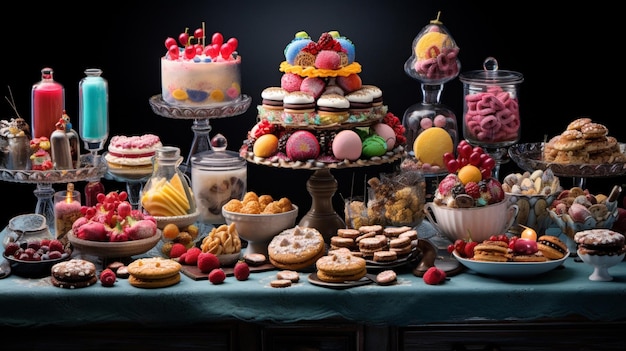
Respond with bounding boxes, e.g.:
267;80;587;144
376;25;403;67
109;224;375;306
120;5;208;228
463;86;520;143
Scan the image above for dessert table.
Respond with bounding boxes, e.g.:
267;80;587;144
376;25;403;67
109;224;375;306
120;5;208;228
1;224;625;350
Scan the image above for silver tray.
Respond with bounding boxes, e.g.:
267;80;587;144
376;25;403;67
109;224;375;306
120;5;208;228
508;142;626;178
0;154;107;184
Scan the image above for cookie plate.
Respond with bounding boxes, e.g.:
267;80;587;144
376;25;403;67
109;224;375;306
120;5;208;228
307;272;373;289
364;246;420;269
452;250;568;278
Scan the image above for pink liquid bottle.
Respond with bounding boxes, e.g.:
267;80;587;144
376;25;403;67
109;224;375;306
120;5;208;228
31;68;65;140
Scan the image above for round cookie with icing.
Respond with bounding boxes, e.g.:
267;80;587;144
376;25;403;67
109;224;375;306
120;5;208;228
268;226;325;270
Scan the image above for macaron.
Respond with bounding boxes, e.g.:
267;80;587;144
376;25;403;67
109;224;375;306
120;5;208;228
260;87;287;120
372;123;396;150
316;94;350;125
345;89;373;117
361;85;383;107
282;91;316;124
253;134;279;158
361;135;387;157
286;130;320;161
332;130;362;161
536;235;568;259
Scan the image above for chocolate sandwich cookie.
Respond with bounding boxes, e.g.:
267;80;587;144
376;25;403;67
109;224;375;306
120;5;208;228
51;259;98;289
536;235;569;259
574;229;626;256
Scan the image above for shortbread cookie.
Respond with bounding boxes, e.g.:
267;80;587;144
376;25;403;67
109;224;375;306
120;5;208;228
358;224;383;235
337;228;361;239
315;249;367;283
399;230;418;241
270;279;292;288
375;269;397;285
330;236;355;250
276;270;300;282
383;226;412;237
268;226;325;270
127;257;182;280
128;272;181;289
567;117;592;130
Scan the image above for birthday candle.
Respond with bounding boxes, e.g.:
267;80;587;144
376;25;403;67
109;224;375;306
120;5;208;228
79;68;109;142
31;68;64;140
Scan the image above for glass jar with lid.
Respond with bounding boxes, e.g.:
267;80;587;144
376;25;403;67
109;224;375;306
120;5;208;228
140;146;196;217
191;134;247;224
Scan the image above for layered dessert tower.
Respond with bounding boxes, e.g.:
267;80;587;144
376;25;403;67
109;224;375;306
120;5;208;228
241;31;406;167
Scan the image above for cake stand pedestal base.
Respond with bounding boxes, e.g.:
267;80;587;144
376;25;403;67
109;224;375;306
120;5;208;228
298;168;346;244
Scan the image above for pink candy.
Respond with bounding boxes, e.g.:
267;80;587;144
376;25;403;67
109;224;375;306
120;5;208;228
464;86;520;143
414;47;460;80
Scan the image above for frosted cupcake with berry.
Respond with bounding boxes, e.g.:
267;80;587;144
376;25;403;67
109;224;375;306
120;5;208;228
161;24;241;107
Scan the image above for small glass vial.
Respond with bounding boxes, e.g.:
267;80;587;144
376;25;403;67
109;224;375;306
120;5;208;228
31;67;64;140
79;68;109;153
54;183;82;245
50;118;73;169
141;146;196;217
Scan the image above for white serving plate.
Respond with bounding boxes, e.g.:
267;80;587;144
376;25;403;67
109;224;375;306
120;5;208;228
452;250;568;277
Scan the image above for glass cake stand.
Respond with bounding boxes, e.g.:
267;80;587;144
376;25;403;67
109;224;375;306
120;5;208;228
0;154;107;236
149;94;252;175
509;142;626;189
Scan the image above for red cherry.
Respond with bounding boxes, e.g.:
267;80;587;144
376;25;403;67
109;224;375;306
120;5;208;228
194;28;204;41
472;146;484;155
178;32;190;47
464;241;478;258
443;152;455;164
481;157;496;170
458;143;472;159
206;43;220;58
446;159;460;173
447;244;455;254
454;239;466;255
480;168;492;180
184;45;196;59
226;37;238;51
220;43;234;59
164;37;177;50
469;152;481;166
194;44;203;55
168;45;180;59
212;32;224;46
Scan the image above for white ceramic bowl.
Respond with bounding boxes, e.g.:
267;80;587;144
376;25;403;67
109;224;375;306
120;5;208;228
222;205;299;254
424;197;519;243
577;249;625;281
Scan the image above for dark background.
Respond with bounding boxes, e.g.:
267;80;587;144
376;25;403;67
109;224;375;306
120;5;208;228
1;0;623;227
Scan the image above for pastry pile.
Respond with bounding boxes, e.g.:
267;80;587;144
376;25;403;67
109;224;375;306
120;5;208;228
543;118;626;164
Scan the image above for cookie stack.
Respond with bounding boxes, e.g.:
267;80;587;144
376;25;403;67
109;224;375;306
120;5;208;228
268;226;326;270
543;118;626;164
472;241;509;262
51;259;98;289
127;257;182;289
315;248;367;283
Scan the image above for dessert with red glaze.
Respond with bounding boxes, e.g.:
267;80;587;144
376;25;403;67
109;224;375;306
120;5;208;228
104;134;162;178
161;24;241;107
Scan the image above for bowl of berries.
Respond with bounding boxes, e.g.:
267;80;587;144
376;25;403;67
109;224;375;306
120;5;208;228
3;238;72;278
423;141;519;243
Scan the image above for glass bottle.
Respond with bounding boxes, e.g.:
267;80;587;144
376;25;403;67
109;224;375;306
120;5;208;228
84;178;105;207
31;67;64;140
141;146;196;216
79;68;109;158
62;110;80;168
50;118;73;169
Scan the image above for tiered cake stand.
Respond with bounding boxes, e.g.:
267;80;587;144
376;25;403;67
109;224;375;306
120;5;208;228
149;94;252;175
244;130;405;243
0;154;107;236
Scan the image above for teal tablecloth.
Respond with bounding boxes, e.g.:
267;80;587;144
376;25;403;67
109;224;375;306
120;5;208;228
1;252;625;328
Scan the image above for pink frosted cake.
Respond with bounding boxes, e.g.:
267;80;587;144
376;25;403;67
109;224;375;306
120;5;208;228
105;134;162;178
161;26;241;107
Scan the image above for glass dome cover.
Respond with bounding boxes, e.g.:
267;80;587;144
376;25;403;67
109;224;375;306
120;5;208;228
404;12;461;85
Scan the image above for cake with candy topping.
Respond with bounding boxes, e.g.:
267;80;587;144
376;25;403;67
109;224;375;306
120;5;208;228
161;25;241;107
242;31;405;168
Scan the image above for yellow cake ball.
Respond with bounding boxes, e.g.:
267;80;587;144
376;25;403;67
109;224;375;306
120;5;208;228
253;134;279;157
413;127;453;167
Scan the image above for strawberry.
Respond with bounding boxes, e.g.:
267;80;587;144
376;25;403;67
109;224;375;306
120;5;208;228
184;247;202;265
169;243;187;259
233;261;250;281
100;268;116;287
464;181;480;199
197;252;220;273
208;268;226;284
423;266;447;285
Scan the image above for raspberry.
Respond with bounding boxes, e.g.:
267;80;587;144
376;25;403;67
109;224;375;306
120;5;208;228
233;261;250;281
423;267;447;285
100;268;116;287
464;181;480;199
48;239;64;253
169;243;187;259
197;252;220;273
184;247;202;265
3;242;20;257
208;268;226;284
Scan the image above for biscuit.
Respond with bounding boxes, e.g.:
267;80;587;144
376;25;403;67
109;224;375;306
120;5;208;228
567;117;592;130
552;138;586;151
127;257;182;280
276;270;300;282
390;244;414;257
580;122;608;139
51;259;97;282
536;235;569;260
375;269;397;285
128;272;181;289
270;279;292;288
51;275;98;289
337;228;361;239
315;249;367;282
511;254;548;262
115;265;130;279
389;236;411;249
373;250;397;262
358;224;383;235
268;226;326;270
472;252;509;262
243;253;267;266
383;226;412;237
398;230;418;241
330;236;355;249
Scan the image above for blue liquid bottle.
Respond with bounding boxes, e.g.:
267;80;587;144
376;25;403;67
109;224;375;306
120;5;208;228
79;68;109;153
